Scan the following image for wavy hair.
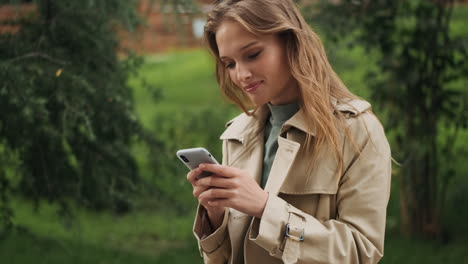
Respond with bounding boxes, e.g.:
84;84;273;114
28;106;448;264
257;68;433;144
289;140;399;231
204;0;359;170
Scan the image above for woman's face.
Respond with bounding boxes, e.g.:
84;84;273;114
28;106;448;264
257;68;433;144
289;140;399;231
215;20;299;106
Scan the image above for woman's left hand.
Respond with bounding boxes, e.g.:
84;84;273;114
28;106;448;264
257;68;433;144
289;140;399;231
196;163;268;218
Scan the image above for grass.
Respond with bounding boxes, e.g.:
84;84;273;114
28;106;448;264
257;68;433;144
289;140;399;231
10;199;194;247
0;231;201;264
2;198;202;263
1;232;160;264
382;235;468;264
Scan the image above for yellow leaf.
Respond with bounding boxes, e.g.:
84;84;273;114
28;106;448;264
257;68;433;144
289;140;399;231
56;68;63;77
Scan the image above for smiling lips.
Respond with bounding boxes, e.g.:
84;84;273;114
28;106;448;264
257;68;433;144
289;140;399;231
244;80;263;93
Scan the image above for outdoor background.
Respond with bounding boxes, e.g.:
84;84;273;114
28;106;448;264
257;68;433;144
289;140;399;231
0;0;467;263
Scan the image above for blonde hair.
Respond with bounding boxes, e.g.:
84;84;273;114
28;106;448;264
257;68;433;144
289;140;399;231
204;0;359;171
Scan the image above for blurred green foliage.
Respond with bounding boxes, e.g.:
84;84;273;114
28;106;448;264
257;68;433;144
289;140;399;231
307;0;468;238
0;0;159;233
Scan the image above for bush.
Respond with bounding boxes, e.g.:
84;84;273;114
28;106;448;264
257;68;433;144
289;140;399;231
0;0;158;232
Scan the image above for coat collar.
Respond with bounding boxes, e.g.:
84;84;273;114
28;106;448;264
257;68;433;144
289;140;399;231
220;99;371;142
220;104;270;143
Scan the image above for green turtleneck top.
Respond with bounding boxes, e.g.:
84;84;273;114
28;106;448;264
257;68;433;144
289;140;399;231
261;102;300;189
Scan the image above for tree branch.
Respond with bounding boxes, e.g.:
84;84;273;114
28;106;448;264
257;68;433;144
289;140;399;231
6;52;70;65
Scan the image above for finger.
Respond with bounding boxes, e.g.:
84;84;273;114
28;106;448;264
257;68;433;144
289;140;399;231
206;198;230;208
198;163;239;178
197;176;236;189
198;188;234;204
192;185;209;198
203;203;226;213
187;168;202;183
208;199;231;208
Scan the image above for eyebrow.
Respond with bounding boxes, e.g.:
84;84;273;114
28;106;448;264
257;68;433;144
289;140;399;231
220;41;259;60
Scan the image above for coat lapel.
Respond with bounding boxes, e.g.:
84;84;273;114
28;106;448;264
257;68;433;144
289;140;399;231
264;136;301;195
262;106;307;196
221;105;304;195
220;105;270;185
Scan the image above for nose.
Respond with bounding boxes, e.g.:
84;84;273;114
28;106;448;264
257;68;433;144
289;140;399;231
236;63;252;82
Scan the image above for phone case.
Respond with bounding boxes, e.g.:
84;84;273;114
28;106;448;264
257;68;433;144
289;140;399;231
176;147;220;178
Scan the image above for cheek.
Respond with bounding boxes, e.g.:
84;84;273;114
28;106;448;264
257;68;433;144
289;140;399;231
266;46;290;79
278;67;291;84
261;56;281;80
270;58;291;85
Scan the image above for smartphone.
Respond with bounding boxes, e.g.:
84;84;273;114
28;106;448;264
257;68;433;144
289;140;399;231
176;147;220;178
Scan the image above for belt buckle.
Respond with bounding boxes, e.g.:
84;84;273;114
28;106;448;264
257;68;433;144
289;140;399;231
285;223;304;242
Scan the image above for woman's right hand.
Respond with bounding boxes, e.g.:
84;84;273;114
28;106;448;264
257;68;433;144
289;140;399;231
187;168;225;230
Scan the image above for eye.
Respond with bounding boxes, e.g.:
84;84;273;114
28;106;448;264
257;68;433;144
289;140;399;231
225;62;235;69
248;50;262;60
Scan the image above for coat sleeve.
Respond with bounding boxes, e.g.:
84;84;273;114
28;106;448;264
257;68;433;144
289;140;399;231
248;113;392;264
193;205;231;263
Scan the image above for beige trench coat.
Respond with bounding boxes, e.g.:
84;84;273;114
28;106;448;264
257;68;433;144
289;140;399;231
192;99;392;264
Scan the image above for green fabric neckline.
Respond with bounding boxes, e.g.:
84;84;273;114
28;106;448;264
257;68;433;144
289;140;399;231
267;102;300;127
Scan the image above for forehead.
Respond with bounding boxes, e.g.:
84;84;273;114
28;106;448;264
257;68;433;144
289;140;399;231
216;20;273;58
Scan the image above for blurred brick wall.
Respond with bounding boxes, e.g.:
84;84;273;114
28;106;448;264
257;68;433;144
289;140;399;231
0;1;212;54
117;0;208;54
0;3;36;34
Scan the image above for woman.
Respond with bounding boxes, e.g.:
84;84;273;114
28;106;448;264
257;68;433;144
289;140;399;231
186;0;391;263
